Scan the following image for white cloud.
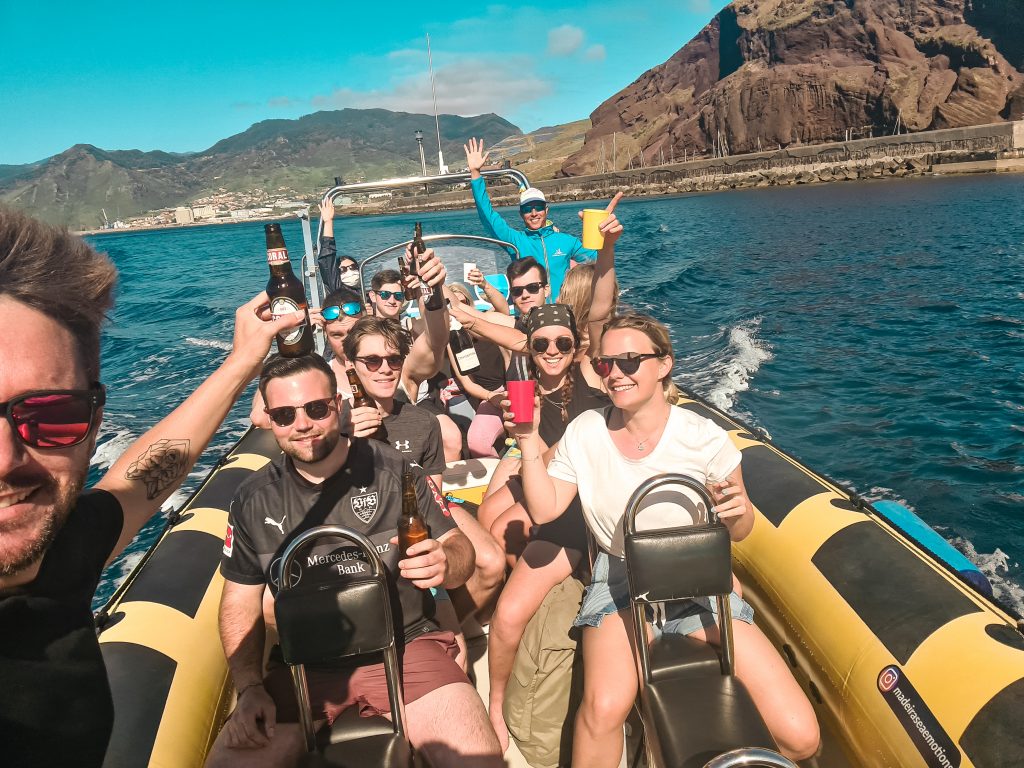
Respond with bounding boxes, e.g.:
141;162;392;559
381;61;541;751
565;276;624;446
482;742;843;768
546;25;585;57
687;0;712;15
584;44;607;61
267;96;295;108
311;56;552;117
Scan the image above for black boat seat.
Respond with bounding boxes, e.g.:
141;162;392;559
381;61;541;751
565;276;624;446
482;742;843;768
647;632;722;683
622;474;781;768
646;674;776;768
275;526;413;768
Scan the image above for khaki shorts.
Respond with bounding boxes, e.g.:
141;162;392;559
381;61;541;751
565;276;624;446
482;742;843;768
264;630;468;724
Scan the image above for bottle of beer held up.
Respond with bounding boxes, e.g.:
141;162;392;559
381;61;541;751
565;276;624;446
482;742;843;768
265;223;314;357
398;472;430;557
412;222;444;312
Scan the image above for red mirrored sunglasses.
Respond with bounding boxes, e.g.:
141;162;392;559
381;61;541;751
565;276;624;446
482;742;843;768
1;383;106;449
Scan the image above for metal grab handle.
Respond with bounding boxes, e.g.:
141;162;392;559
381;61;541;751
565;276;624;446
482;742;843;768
279;525;386;589
353;233;521;308
623;472;716;535
703;747;799;768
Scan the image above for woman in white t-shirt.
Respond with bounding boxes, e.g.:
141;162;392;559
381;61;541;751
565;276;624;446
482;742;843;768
510;313;820;766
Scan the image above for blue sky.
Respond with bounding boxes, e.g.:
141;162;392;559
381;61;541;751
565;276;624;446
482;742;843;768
0;0;716;166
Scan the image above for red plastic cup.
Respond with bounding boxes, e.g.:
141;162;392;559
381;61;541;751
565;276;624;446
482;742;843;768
507;380;536;424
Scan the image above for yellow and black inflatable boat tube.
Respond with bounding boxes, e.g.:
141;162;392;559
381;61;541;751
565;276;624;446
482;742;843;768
675;395;1024;768
96;433;497;768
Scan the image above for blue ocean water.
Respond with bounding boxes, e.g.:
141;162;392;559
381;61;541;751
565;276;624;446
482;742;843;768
87;173;1024;611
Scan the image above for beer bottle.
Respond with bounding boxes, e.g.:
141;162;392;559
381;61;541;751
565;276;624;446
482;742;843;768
398;256;421;302
413;222;444;312
265;223;313;357
345;366;385;441
398;472;430;557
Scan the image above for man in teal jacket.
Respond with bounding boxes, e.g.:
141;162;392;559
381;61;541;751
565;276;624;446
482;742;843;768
464;137;595;302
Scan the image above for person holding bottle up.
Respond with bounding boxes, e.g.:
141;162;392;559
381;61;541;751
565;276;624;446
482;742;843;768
316;196;362;295
464;137;596;302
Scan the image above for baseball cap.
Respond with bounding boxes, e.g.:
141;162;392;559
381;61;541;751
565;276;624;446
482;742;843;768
519;187;547;206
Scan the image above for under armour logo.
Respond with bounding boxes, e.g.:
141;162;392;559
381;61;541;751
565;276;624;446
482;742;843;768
264;515;286;534
395;440;411;451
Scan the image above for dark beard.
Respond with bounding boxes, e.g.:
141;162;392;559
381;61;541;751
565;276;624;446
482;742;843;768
282;431;339;465
0;471;84;577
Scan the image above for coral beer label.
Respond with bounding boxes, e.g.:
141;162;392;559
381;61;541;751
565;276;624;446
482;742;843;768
271;297;306;344
267;247;289;265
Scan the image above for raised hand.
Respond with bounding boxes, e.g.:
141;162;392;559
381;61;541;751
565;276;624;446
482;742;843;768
464;137;490;176
579;191;624;248
230;291;304;374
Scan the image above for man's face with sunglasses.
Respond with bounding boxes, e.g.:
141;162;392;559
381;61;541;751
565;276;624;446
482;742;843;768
519;200;547;231
0;298;98;581
323;303;364;360
370;282;405;320
263;370;343;464
351;335;405;402
509;267;549;314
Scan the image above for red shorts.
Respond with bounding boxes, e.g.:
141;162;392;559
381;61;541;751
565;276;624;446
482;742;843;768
264;631;468;724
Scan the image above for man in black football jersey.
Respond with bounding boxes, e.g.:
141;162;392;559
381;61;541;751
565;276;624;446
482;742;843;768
207;354;501;768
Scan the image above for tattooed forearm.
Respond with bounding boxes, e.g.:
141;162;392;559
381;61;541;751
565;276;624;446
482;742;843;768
125;439;191;500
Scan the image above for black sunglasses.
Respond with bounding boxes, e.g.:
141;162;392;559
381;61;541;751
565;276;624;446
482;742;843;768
510;282;546;299
375;290;405;301
265;397;338;428
1;383;105;449
338;263;359;273
355;354;405;372
530;336;574;355
520;202;546;213
592;353;662;377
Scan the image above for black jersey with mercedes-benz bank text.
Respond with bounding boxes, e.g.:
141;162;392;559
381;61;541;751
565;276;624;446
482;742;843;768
220;438;456;643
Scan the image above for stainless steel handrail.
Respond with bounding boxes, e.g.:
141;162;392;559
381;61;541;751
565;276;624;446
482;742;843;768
355;233;520;303
703;747;800;768
278;525;405;751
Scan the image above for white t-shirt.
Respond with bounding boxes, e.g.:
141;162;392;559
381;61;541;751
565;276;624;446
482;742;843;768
547;406;742;557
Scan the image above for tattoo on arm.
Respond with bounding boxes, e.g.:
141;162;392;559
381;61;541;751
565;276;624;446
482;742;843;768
125;439;191;500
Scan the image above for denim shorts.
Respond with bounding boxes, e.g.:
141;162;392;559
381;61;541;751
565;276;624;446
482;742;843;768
574;551;754;636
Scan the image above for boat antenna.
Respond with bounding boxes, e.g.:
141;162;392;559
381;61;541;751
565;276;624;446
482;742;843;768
427;34;447;174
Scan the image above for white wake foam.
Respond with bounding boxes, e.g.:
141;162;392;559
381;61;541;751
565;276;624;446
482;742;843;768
948;537;1024;614
706;318;773;411
186;337;232;351
90;429;136;471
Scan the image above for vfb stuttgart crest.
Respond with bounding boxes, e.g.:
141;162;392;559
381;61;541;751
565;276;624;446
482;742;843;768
351;488;379;523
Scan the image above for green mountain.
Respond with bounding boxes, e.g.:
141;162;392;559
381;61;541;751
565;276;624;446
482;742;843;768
0;109;520;229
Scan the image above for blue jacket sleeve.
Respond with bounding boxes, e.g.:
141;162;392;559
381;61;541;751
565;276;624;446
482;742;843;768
317;235;340;294
471;177;528;260
568;236;597;263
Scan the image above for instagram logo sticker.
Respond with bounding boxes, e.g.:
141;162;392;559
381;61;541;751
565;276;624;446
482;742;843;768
878;666;900;693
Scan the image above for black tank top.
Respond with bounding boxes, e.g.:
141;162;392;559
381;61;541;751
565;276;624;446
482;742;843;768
538;363;609;447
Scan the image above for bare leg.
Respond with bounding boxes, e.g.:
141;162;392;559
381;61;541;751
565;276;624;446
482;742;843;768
689;620;820;759
436;413;463;462
448;504;506;623
404;682;504;768
574;609;641;768
487;541;580;753
433;597;468;672
205;721;307;768
489;502;534;568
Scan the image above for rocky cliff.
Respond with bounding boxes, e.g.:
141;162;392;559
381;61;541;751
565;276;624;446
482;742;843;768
561;0;1024;175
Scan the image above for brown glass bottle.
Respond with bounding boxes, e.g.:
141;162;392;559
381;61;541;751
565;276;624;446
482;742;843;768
398;472;430;557
413;222;444;311
398;256;421;302
265;223;313;357
346;367;374;409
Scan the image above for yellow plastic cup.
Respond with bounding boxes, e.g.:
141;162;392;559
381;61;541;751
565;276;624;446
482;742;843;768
582;209;606;250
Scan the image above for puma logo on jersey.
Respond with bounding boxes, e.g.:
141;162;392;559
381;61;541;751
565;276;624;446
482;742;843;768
264;515;286;534
394;440;411;452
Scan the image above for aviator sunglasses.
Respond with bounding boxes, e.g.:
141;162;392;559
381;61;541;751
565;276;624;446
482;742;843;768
530;336;575;355
355;355;405;372
322;302;363;321
1;383;106;449
520;202;546;214
375;290;405;302
338;263;359;273
592;353;662;378
265;397;338;428
510;282;546;299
